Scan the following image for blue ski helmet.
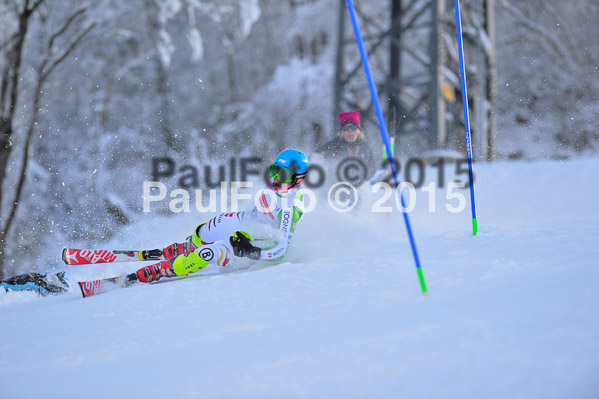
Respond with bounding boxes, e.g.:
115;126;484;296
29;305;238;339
268;149;309;192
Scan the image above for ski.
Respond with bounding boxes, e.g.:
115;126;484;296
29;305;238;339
78;275;137;298
62;248;165;266
77;273;213;298
62;240;271;266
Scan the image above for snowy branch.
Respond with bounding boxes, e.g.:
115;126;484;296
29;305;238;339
41;20;96;82
542;3;583;65
497;0;576;72
0;32;19;53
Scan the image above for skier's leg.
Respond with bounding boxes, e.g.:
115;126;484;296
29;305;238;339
131;240;235;284
172;241;233;276
132;211;254;284
162;242;190;259
193;211;254;245
161;211;251;260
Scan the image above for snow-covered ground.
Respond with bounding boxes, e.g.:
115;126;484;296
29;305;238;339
2;157;599;398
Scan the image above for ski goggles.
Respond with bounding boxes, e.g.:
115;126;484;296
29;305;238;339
341;124;360;131
270;164;306;184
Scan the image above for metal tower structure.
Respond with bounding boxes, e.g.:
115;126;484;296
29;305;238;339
333;0;497;161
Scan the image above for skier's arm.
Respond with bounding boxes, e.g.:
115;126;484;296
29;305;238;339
231;190;304;262
258;191;304;261
230;208;294;261
230;221;293;261
258;207;294;260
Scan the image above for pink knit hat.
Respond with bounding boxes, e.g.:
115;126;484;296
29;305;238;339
339;111;361;127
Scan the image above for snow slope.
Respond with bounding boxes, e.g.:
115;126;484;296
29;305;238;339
2;158;599;398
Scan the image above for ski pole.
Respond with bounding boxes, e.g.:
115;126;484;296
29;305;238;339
455;0;478;235
345;0;427;294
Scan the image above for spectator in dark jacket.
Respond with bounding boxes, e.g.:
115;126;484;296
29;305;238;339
317;110;375;184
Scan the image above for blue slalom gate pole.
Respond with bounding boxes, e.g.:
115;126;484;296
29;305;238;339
345;0;427;293
454;0;478;235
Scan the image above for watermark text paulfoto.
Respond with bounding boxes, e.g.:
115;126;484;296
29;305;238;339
145;155;473;214
151;156;473;190
143;180;468;214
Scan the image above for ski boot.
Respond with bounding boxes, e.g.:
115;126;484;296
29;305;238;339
133;260;176;283
162;222;211;260
162;242;192;259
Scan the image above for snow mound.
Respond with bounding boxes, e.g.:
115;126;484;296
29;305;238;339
2;157;599;398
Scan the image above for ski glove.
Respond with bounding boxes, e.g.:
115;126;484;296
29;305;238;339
230;231;261;260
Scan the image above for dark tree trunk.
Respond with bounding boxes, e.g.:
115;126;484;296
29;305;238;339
0;0;39;280
0;1;93;279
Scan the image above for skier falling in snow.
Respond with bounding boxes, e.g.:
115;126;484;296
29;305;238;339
77;149;309;297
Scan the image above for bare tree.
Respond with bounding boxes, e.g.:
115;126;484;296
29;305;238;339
496;0;599;152
0;0;44;279
0;1;95;279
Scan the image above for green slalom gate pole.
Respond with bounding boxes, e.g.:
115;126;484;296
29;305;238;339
455;0;478;235
345;0;427;293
